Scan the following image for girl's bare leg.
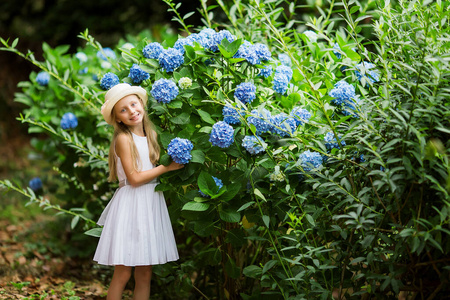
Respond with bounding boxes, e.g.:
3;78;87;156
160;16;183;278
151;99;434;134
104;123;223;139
133;265;152;300
107;265;132;300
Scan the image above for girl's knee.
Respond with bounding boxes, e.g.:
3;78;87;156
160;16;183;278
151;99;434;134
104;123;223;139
135;266;152;282
114;265;132;282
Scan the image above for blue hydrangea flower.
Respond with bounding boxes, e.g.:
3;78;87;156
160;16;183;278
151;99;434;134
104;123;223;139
100;72;120;90
174;38;194;54
299;150;323;172
272;73;289;94
254;43;271;62
167;137;193;164
258;65;273;78
355;62;380;84
75;52;88;63
79;67;88;74
234;42;259;65
206;30;235;52
242;135;267;155
199;176;223;197
60;112;78;130
303;30;318;43
290;107;311;126
234;82;256;104
29;177;42;191
324;132;346;150
329;80;356;106
158;48;184;73
36;71;50;86
128;64;150;84
275;65;293;81
342;95;362;117
278;53;291;66
269;113;297;137
199;28;216;38
209;121;234;148
333;43;342;59
222;105;244;125
143;42;164;59
151;79;179;104
97;47;116;61
247;108;272;135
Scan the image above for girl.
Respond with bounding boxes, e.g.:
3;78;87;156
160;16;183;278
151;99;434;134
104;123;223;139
94;83;184;300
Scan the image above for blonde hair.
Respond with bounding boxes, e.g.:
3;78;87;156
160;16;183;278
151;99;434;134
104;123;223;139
107;96;160;182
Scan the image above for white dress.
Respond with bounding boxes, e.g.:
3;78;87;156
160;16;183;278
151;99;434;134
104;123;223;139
93;132;179;266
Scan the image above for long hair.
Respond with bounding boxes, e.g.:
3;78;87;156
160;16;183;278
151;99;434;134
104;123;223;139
107;96;160;182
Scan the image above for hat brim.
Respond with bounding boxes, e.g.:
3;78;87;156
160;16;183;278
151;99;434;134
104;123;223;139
102;83;148;125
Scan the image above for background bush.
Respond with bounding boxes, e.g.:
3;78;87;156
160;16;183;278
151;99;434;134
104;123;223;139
1;0;449;299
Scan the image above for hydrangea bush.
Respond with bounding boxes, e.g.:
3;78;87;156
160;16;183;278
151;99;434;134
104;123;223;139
1;0;449;299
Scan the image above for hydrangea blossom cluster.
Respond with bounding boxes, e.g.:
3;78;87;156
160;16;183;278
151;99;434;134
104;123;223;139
275;65;293;81
258;65;273;78
178;77;193;89
234;82;256;104
324;132;346;150
242;135;267;155
234;41;259;65
222;105;244;125
290;107;311;126
151;79;179;104
269;113;297;137
205;30;235;52
60;112;78;130
128;64;150;84
143;42;164;59
272;73;289;94
299;150;323;172
329;80;362;116
333;43;342;59
247;108;272;135
97;47;116;61
75;52;88;63
303;30;318;43
329;80;356;106
278;53;292;66
253;43;272;62
167;137;193;164
29;177;43;191
186;33;208;48
100;72;120;90
173;38;194;54
36;71;50;86
355;62;380;84
209;121;234;148
269;166;285;182
199;176;223;198
158;48;184;73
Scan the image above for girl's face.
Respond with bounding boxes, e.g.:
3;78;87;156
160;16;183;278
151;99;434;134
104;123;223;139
113;94;145;127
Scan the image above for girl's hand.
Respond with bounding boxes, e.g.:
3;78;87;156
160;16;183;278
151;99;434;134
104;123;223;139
166;161;184;172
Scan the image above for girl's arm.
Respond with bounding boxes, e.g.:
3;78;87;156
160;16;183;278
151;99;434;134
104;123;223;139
116;133;184;187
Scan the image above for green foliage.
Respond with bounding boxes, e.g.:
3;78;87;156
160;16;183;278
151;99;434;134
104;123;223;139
1;0;449;299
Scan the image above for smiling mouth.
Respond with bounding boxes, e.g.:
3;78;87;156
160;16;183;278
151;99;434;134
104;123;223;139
130;113;140;121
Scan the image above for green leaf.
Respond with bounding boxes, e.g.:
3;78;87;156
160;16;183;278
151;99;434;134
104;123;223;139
225;228;246;248
350;5;360;14
220;182;241;201
219;208;241;223
262;215;270;228
243;265;262;279
198;171;217;197
182;201;210;211
254;188;266;201
170;112;190;125
84;228;103;237
197;110;216;124
71;215;80;229
190;150;205;164
225;257;240;279
262;260;278;274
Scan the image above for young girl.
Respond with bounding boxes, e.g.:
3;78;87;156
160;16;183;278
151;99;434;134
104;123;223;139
94;83;184;300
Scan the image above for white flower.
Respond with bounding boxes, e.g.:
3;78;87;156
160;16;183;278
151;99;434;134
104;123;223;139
178;77;193;89
101;61;112;69
303;30;318;43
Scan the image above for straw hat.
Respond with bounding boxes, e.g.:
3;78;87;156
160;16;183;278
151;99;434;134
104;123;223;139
101;83;148;125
